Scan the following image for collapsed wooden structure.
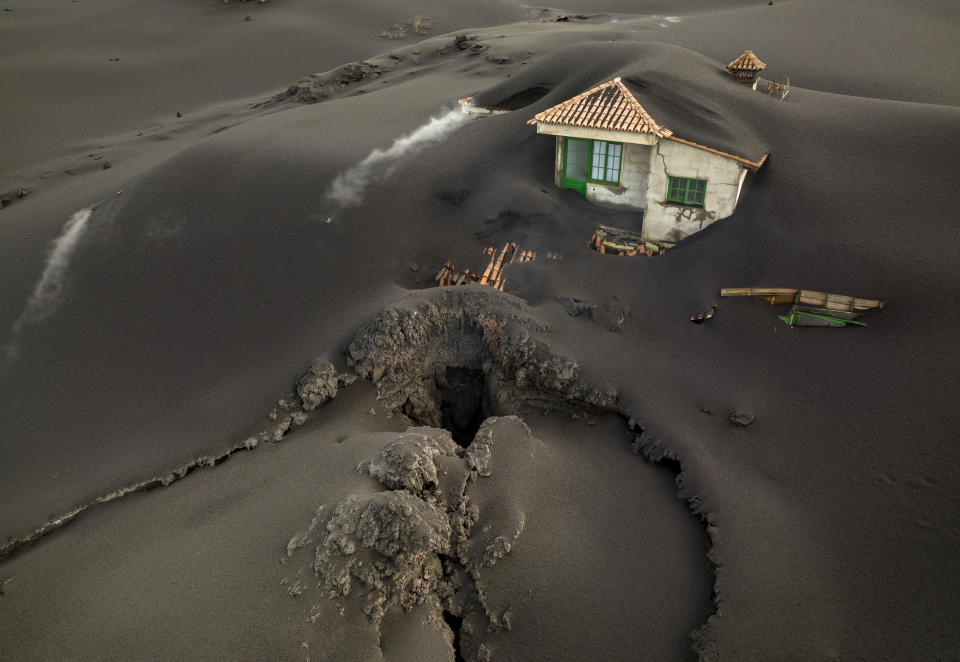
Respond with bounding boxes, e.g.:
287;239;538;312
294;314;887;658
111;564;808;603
721;288;884;311
590;225;675;256
436;242;555;291
721;287;885;327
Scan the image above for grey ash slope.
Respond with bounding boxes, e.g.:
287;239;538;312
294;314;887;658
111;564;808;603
0;4;959;661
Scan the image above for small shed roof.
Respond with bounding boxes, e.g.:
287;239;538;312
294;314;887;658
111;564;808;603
727;50;766;72
527;77;672;137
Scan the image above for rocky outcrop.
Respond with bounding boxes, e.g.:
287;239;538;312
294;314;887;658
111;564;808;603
295;358;357;412
277;61;384;104
314;491;452;622
296;417;530;659
363;427;460;496
297;358;339;411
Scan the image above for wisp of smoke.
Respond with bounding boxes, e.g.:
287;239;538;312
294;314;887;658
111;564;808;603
326;108;470;212
5;207;93;361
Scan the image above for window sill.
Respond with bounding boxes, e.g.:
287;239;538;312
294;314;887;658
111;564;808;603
587;180;623;191
664;201;705;208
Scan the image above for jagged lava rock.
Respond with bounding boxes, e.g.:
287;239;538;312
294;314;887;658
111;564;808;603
365;427;460;496
314;491;453;622
345;288;619;423
297;358;339;411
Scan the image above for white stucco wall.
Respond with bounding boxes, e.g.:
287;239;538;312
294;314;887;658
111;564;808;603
641;139;746;241
586;142;651;210
554;135;563;188
551;140;652;210
548;132;749;242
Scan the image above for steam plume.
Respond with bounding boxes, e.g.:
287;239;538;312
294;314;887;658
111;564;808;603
326;108;470;213
5;207;93;361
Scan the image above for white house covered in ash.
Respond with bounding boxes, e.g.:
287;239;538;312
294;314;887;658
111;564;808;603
525;77;768;241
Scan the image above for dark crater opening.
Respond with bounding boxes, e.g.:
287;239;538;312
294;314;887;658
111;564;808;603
442;609;467;662
436;366;491;446
350;295;620;447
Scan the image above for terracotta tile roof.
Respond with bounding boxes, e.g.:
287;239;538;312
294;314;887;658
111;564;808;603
525;77;769;170
727;50;766;72
526;77;672;137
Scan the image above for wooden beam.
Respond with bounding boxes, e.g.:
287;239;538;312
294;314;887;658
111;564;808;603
721;287;799;297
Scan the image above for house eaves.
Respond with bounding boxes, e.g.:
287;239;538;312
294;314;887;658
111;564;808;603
664;135;769;172
528;77;769;171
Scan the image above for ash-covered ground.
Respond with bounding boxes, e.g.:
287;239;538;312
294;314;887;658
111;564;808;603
1;1;958;660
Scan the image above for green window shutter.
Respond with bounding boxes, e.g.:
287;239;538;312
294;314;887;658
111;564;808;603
585;141;622;185
562;138;589;195
667;176;707;207
605;143;622;184
667;176;684;203
685;179;706;205
591;141;607;181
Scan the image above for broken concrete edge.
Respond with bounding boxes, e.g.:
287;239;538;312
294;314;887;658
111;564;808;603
0;357;359;565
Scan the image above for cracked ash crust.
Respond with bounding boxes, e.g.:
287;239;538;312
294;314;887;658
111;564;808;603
290;418;532;659
330;288;717;658
345;287;620;427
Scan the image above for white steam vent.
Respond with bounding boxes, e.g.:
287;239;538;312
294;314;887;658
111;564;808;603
325;108;471;214
5;207;92;361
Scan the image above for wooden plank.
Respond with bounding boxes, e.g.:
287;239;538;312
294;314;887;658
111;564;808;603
797;306;862;320
723;287;884;311
721;287;800;297
798;290;884;311
490;244;509;283
435;261;452;282
759;295;797;305
479;255;495;285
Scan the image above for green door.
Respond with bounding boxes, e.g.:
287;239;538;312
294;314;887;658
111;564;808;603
562;137;589;195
